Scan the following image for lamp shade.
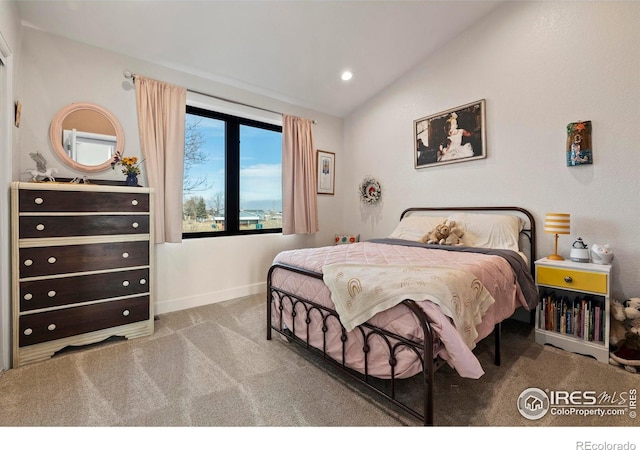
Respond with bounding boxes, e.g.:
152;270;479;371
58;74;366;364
544;213;571;234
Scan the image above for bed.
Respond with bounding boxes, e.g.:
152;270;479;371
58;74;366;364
266;206;538;425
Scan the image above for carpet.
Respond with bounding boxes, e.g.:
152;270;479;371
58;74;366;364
1;293;637;429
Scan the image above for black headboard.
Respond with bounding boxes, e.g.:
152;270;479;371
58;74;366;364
399;206;536;276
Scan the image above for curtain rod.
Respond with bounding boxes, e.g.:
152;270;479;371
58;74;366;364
123;71;317;124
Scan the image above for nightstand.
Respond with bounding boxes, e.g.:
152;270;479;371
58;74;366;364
534;258;611;363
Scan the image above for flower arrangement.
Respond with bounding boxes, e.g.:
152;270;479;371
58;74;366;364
359;177;382;205
111;151;144;176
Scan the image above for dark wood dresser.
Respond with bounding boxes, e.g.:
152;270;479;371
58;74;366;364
11;181;154;367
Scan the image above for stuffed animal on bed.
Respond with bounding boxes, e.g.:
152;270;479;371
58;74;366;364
424;221;449;245
424;220;464;246
443;220;464;245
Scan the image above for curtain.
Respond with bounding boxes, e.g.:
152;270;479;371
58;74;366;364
282;114;319;235
134;76;187;244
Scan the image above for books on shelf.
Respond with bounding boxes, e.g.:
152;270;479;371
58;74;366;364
538;292;604;342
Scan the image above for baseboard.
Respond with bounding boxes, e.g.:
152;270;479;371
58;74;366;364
154;281;267;315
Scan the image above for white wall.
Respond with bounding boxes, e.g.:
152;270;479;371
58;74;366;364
343;1;640;300
16;27;344;316
0;0;21;371
9;2;640;366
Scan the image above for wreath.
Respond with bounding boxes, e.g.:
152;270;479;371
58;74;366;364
359;177;382;205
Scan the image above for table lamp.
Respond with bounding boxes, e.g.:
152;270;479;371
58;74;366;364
544;213;570;260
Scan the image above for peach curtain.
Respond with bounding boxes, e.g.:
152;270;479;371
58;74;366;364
135;76;187;243
282;114;319;235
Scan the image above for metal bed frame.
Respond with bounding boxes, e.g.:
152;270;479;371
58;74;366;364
266;206;536;426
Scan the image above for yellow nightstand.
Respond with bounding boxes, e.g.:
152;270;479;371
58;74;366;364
534;258;611;363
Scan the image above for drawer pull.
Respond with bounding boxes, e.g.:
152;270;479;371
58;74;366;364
131;199;139;206
140;278;147;285
564;276;573;283
47;324;56;331
36;224;45;231
48;257;57;264
23;328;33;336
48;290;56;297
122;309;130;316
132;222;139;229
24;259;33;266
24;293;33;301
34;197;44;205
122;252;129;258
122;280;130;287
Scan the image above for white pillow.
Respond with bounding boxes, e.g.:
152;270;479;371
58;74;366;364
447;212;524;251
388;215;447;242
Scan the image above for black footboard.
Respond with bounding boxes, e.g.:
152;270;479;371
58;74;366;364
265;206;535;425
267;262;440;425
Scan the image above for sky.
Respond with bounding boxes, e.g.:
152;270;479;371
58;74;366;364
184;113;282;213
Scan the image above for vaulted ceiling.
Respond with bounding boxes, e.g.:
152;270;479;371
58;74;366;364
17;0;501;117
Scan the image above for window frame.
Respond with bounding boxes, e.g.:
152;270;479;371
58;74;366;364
182;104;283;239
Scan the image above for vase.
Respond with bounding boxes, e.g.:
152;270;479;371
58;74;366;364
125;173;138;187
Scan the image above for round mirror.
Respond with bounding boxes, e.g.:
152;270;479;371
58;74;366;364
49;102;125;172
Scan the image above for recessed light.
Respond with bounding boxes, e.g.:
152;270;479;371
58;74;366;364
341;71;353;81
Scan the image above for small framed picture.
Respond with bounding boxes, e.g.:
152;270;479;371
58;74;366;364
566;120;592;166
414;99;486;168
316;150;335;195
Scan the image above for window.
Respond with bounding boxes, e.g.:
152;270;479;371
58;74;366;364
182;105;283;238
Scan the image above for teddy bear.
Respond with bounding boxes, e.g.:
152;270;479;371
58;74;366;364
610;297;640;373
424;221;450;245
610;300;627;349
443;220;464;245
424;220;464;246
610;331;640;373
623;297;640;320
629;318;640;335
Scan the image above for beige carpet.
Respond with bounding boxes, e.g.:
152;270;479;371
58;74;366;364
0;293;638;428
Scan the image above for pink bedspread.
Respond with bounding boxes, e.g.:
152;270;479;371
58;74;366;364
270;241;529;379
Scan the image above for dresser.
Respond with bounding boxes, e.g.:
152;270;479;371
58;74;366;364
11;181;154;367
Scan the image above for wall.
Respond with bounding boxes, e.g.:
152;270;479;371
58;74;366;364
16;27;344;315
342;1;640;300
0;0;21;371
10;1;640;366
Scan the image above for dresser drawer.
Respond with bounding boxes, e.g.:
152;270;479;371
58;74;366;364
19;215;149;238
20;268;150;312
19;241;149;278
19;189;149;213
18;296;150;347
537;265;607;294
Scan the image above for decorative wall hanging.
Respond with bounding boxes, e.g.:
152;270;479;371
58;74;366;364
566;120;592;166
359;177;381;205
316;150;335;195
414;99;486;168
15;101;22;128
